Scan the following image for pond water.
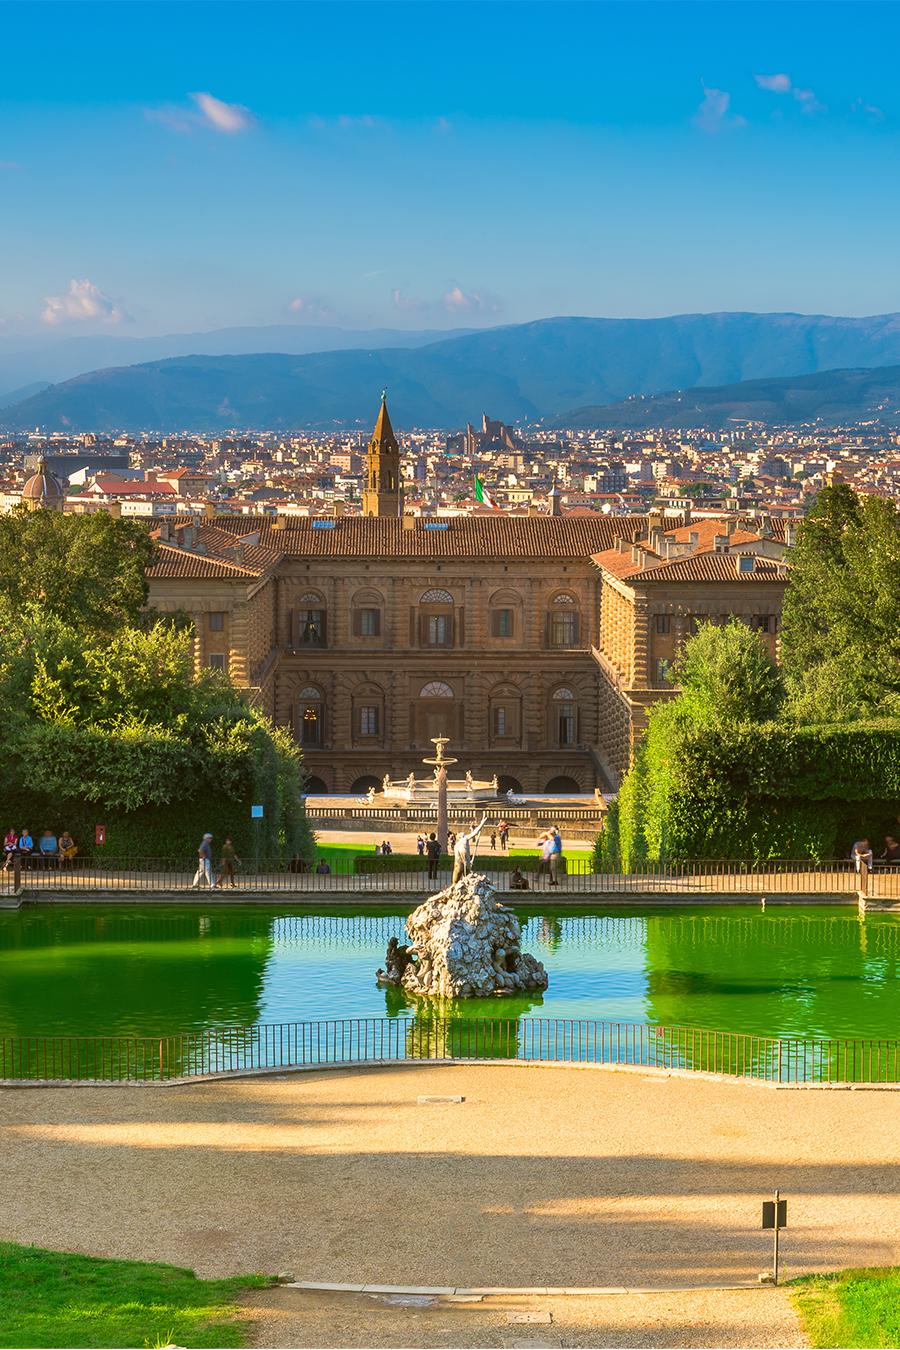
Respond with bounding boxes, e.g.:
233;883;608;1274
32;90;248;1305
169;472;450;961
1;903;899;1042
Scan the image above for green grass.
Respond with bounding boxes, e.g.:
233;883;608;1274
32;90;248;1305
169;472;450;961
314;840;549;867
0;1242;274;1349
791;1267;900;1347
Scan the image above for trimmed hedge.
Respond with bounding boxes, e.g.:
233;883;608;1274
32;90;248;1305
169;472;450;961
611;716;900;864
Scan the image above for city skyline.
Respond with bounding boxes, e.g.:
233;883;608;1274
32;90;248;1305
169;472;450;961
3;1;900;337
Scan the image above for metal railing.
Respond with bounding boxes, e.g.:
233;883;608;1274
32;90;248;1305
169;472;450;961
4;1016;900;1084
9;855;899;898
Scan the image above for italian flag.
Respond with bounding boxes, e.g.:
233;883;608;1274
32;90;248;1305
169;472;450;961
475;476;501;511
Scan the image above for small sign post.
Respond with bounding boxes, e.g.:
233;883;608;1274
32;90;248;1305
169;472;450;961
761;1190;788;1285
95;824;106;847
251;805;263;874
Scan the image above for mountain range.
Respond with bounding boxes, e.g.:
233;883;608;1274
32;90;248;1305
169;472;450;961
8;311;900;430
551;363;900;430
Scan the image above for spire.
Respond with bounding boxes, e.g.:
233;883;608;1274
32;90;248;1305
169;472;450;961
370;391;399;456
362;392;404;517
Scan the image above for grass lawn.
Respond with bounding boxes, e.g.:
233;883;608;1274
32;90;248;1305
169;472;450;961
0;1242;273;1349
314;839;546;867
791;1267;900;1348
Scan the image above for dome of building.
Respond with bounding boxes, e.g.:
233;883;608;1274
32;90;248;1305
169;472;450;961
21;458;65;510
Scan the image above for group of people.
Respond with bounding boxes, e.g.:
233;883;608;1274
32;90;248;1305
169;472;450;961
191;833;241;889
851;835;900;873
2;828;78;870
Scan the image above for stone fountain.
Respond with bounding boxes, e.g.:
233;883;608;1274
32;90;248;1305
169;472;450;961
376;871;549;999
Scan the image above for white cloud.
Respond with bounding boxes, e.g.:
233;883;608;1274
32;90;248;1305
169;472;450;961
443;286;494;314
190;92;254;133
693;85;746;133
288;295;334;322
392;285;500;316
147;92;255;135
755;73;792;93
852;98;885;123
755;72;825;115
41;279;128;327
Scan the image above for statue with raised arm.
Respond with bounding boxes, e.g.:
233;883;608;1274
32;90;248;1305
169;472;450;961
382;774;392;794
452;814;488;885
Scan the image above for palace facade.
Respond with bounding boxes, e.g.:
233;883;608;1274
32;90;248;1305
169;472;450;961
144;399;792;792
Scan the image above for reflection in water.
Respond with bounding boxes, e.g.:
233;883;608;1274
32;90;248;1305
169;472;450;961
2;904;900;1047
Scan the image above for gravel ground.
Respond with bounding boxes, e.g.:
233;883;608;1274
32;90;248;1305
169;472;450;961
1;1063;898;1296
241;1286;807;1349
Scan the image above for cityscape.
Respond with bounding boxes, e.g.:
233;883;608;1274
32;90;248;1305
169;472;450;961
1;4;900;1350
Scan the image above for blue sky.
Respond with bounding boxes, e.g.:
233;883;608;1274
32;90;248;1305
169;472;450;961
1;1;898;336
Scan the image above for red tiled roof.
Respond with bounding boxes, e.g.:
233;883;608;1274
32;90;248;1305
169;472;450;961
89;478;176;496
208;513;648;559
628;551;789;585
147;543;271;580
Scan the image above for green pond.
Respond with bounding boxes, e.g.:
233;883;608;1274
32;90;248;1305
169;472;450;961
1;902;899;1044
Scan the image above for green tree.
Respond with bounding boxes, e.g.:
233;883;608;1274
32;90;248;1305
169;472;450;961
671;618;785;726
781;486;900;719
0;510;155;632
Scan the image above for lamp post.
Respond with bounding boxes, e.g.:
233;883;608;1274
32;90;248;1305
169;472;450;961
422;736;457;854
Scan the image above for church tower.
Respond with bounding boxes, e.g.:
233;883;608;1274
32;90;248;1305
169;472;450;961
362;393;404;517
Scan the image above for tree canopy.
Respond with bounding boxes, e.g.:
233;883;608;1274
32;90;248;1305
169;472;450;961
780;485;900;719
0;509;155;633
670;618;784;727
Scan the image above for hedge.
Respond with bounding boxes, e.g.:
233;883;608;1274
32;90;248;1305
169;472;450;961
353;853;555;875
611;717;900;864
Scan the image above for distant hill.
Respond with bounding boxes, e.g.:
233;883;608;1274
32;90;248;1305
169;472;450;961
10;312;900;430
0;323;476;394
553;364;900;429
0;380;51;409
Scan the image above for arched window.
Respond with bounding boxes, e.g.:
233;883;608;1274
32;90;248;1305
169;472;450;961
296;592;326;648
545;774;582;794
352;682;385;744
352;588;384;639
489;588;522;641
419;681;453;698
415;679;457;745
420;589;454;648
489;682;521;745
548;593;580;649
552;686;577;747
299;685;324;748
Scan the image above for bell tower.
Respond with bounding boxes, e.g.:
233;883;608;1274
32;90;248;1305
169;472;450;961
362;392;404;517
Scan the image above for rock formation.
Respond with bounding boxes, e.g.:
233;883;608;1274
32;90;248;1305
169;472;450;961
376;872;548;998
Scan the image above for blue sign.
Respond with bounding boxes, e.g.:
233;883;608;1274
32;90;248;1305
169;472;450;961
311;519;336;530
251;804;264;819
424;521;449;530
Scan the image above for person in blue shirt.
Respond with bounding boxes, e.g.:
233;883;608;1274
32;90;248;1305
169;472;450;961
17;829;34;867
38;830;58;869
548;827;563;888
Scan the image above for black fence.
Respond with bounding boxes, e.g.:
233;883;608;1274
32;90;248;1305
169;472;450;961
3;1016;900;1084
7;855;893;897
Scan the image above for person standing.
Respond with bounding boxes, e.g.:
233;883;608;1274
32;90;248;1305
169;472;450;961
548;826;563;888
192;833;217;889
498;820;509;850
416;834;425;856
425;831;441;882
217;835;240;888
536;832;553;887
489;828;497;851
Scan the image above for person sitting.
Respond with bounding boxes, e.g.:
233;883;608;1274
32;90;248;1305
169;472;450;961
851;838;874;873
2;828;16;872
58;830;78;865
880;836;900;868
38;829;58;868
509;866;529;891
17;829;34;868
315;859;331;875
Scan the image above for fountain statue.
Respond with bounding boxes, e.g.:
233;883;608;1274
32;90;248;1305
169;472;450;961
376;871;548;998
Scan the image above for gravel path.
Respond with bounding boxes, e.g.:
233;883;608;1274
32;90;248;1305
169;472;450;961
241;1286;807;1349
1;1063;897;1296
